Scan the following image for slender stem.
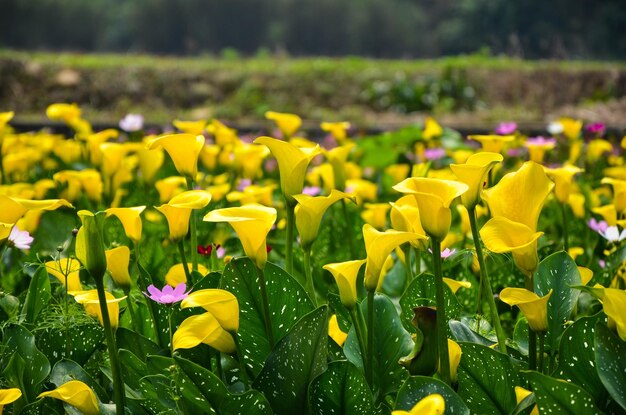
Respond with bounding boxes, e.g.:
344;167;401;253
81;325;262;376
538;333;545;374
302;248;317;306
431;240;451;386
168;306;175;354
215;352;223;380
525;276;537;371
561;203;569;252
548;350;556;374
124;288;141;334
341;199;357;259
177;241;193;284
94;277;126;415
187;178;199;272
402;245;413;292
232;332;250;389
413;247;422;275
285;201;295;275
255;266;275;347
366;290;375;386
349;307;368;370
468;207;508;354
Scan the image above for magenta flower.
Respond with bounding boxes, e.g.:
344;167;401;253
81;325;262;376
144;283;190;304
8;226;34;251
495;122;517;135
586;122;605;135
424;147;446;161
588;218;609;233
506;147;523;158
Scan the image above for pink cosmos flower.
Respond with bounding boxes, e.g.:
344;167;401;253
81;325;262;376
144;283;190;304
495;122;517;135
302;186;322;196
428;247;456;259
424;147;446;161
8;226;34;251
119;114;144;132
525;136;556;146
588;218;608;233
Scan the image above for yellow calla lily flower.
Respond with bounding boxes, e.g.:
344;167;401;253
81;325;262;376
392;393;445;415
203;204;276;270
164;263;209;286
156;190;211;242
0;111;15;131
545;165;584;204
601;177;626;213
253;136;321;204
206;119;239;146
499;288;553;333
0;387;22;413
265;111;302;138
181;289;239;331
105;246;132;289
323;143;356;190
469;135;515;154
105;206;146;243
389;196;428;250
173;119;207;135
443;278;472;294
602;288;626;341
70;289;126;329
38;380;99;415
323;259;366;309
422;117;443;140
321;121;351;142
578;266;593;286
482;161;554;231
328;314;348;346
592;204;618;226
515;387;539;415
363;224;422;291
146;133;204;178
0;195;73;226
233;144;269;179
444;339;462;383
46;103;81;122
294;189;352;250
227;183;277;206
137;143;164;183
155;176;187;203
450;152;503;209
392;177;468;241
361;203;391;230
173;312;236;353
480;216;544;276
45;258;83;292
84;129;118;166
568;193;586;218
559;117;583;140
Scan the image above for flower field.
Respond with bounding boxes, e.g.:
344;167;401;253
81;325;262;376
0;106;625;415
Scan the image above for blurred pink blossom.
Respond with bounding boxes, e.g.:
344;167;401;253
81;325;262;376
495;122;517;135
8;226;33;251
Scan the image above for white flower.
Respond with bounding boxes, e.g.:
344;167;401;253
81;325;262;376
119;114;144;132
599;226;626;243
547;121;564;135
8;226;34;250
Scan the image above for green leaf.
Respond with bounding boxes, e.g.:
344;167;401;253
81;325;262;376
525;371;603;414
22;266;51;324
221;258;314;375
457;342;519;415
344;294;413;400
49;359;109;403
116;327;164;360
450;319;496;348
595;322;626;410
253;306;329;415
309;361;380;415
534;251;581;352
0;293;20;319
400;273;461;332
395;376;470;415
36;324;104;366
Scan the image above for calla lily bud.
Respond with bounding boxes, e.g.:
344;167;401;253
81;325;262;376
500;288;553;333
75;210;107;281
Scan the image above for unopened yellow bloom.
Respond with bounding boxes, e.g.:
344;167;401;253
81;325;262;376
323;259;366;309
0;387;22;413
294;189;352;250
321;121;351;142
422;117;443;140
164;263;209;286
105;206;146;243
602;288;626;341
361;203;390;230
500;288;553;332
173;119;207;135
181;289;239;331
38;380;99;415
105;246;132;288
445;339;462;382
443;278;472;294
469;135;514;154
70;289;126;329
203;204;276;269
450;152;503;209
45;258;82;291
328;314;348;346
0;195;73;226
156;190;211;242
173;312;235;353
147;134;204;178
392;393;445;415
265;111;301;138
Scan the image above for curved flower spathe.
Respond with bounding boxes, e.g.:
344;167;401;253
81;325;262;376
265;111;301;138
45;258;83;291
156;190;211;242
38;380;100;415
0;388;22;413
105;246;132;288
545;165;584;204
602;288;626;341
500;287;553;332
105;206;146;243
181;289;239;331
392;393;445;415
450;152;503;209
389;196;428;250
146;133;204;178
70;289;126;329
294;189;353;250
323;259;366;309
172;312;235;353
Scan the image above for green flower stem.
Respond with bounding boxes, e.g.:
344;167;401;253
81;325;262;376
561;203;569;252
302;248;317;307
366;289;375;386
468;207;508;354
431;239;452;386
525;276;537;371
349;307;368;374
168;306;175;354
341;199;357;259
413;247;422;275
232;332;250;389
134;242;161;345
538;332;545;374
94;277;126;415
186;178;199;272
285;200;295;275
177;241;193;285
255;265;275;348
402;245;413;291
123;288;141;334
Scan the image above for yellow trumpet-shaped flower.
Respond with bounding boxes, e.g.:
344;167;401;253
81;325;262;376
137;142;164;183
361;203;391;230
389;196;428;250
173;312;235;353
578;266;593;286
602;288;626;341
559;117;583;140
601;178;626;214
46;103;81;122
294;189;352;250
146;133;204;178
84;129;118;166
363;224;422;291
233;144;269;179
1;387;22;413
203;204;276;270
0;195;72;228
392;393;445;415
45;258;83;292
265;111;302;138
443;339;462;383
323;259;366;309
482;161;554;231
323;142;356;190
592;204;618;227
164;263;209;286
515;387;539;415
450;152;503;209
392;177;468;241
545;165;584;204
443;278;472;294
328;314;348;346
321;121;351;142
155;176;187;203
0;111;15;132
156;190;211;242
500;288;553;333
181;289;239;332
480;216;544;276
254;136;321;204
38;380;99;415
105;246;132;289
70;289;126;329
105;206;146;243
469;135;515;154
173;119;207;135
422;117;443;140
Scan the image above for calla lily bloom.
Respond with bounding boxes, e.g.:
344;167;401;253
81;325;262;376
264;111;301;138
559;117;583;140
155;176;187;203
323;259;366;309
323;142;355;190
602;288;626;341
173;119;206;135
203;204;276;269
443;339;462;383
75;210;107;281
45;258;83;291
601;178;626;213
38;380;99;415
173;312;236;353
164;263;209;286
480;216;544;276
389;196;428;250
450;152;503;209
99;143;129;179
181;289;239;331
361;203;391;230
254;136;321;204
545;165;584;204
362;224;422;291
0;388;22;413
515;387;539;415
499;288;553;333
321;121;351;142
443;278;472;294
294;189;352;250
137;143;164;183
227;183;277;206
422;117;443;140
105;206;146;243
46;103;81;122
105;246;132;288
0;111;14;131
328;314;348;346
233;144;269;179
393;177;468;241
70;289;126;329
524;136;556;164
592;204;618;227
578;266;593;286
156;190;211;242
146;133;204;178
0;195;73;229
392;393;445;415
469;134;514;154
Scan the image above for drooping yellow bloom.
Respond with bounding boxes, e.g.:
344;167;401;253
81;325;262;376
422;117;443;140
70;289;126;329
545;165;584;204
389;196;428;250
515;387;539;415
181;289;239;331
105;206;145;243
0;387;22;414
156;190;211;242
265;111;302;138
328;314;348;346
450;152;503;209
45;258;83;292
164;263;209;287
601;177;626;213
360;203;391;230
321;121;351;142
323;142;356;191
469;135;515;154
105;246;132;289
392;177;468;241
146;134;204;178
38;380;99;415
578;266;593;285
323;259;366;309
294;189;352;250
173;312;235;353
500;288;553;332
392;393;445;415
203;204;276;269
602;288;626;341
362;224;422;291
254;136;320;204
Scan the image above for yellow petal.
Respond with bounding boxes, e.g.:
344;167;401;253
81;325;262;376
294;189;352;249
592;204;618;226
323;259;366;309
447;339;462;383
164;263;209;286
577;266;593;286
545;165;584;204
167;190;212;208
392;393;446;415
147;133;204;178
443;278;472;294
601;177;626;214
423;117;443;140
323;142;356;190
155;176;187;204
0;388;22;405
155;205;192;242
328;314;348;346
360;203;391;230
173;312;235;353
450;152;503;209
264;111;302;138
105;206;146;243
105;246;132;288
45;258;83;291
603;288;626;341
181;289;239;331
70;289;125;329
515;387;539;415
38;380;99;415
173;119;207;135
500;288;552;332
468;134;515;153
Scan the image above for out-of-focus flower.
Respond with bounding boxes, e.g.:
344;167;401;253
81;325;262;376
38;380;99;415
321;121;351;142
547;121;564;135
602;288;626;341
0;388;22;413
7;226;33;250
423;147;446;161
586;122;606;135
545;165;583;204
164;263;209;286
422;117;443;140
0;111;14;132
265;111;301;138
588;139;613;162
144;283;190;304
147;133;204;178
173;119;207;135
558;117;583;140
441;248;456;258
524;136;556;164
469;135;514;154
588;218;609;233
119;113;144;132
598;226;626;243
302;186;322;196
495;122;517;135
361;203;390;230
